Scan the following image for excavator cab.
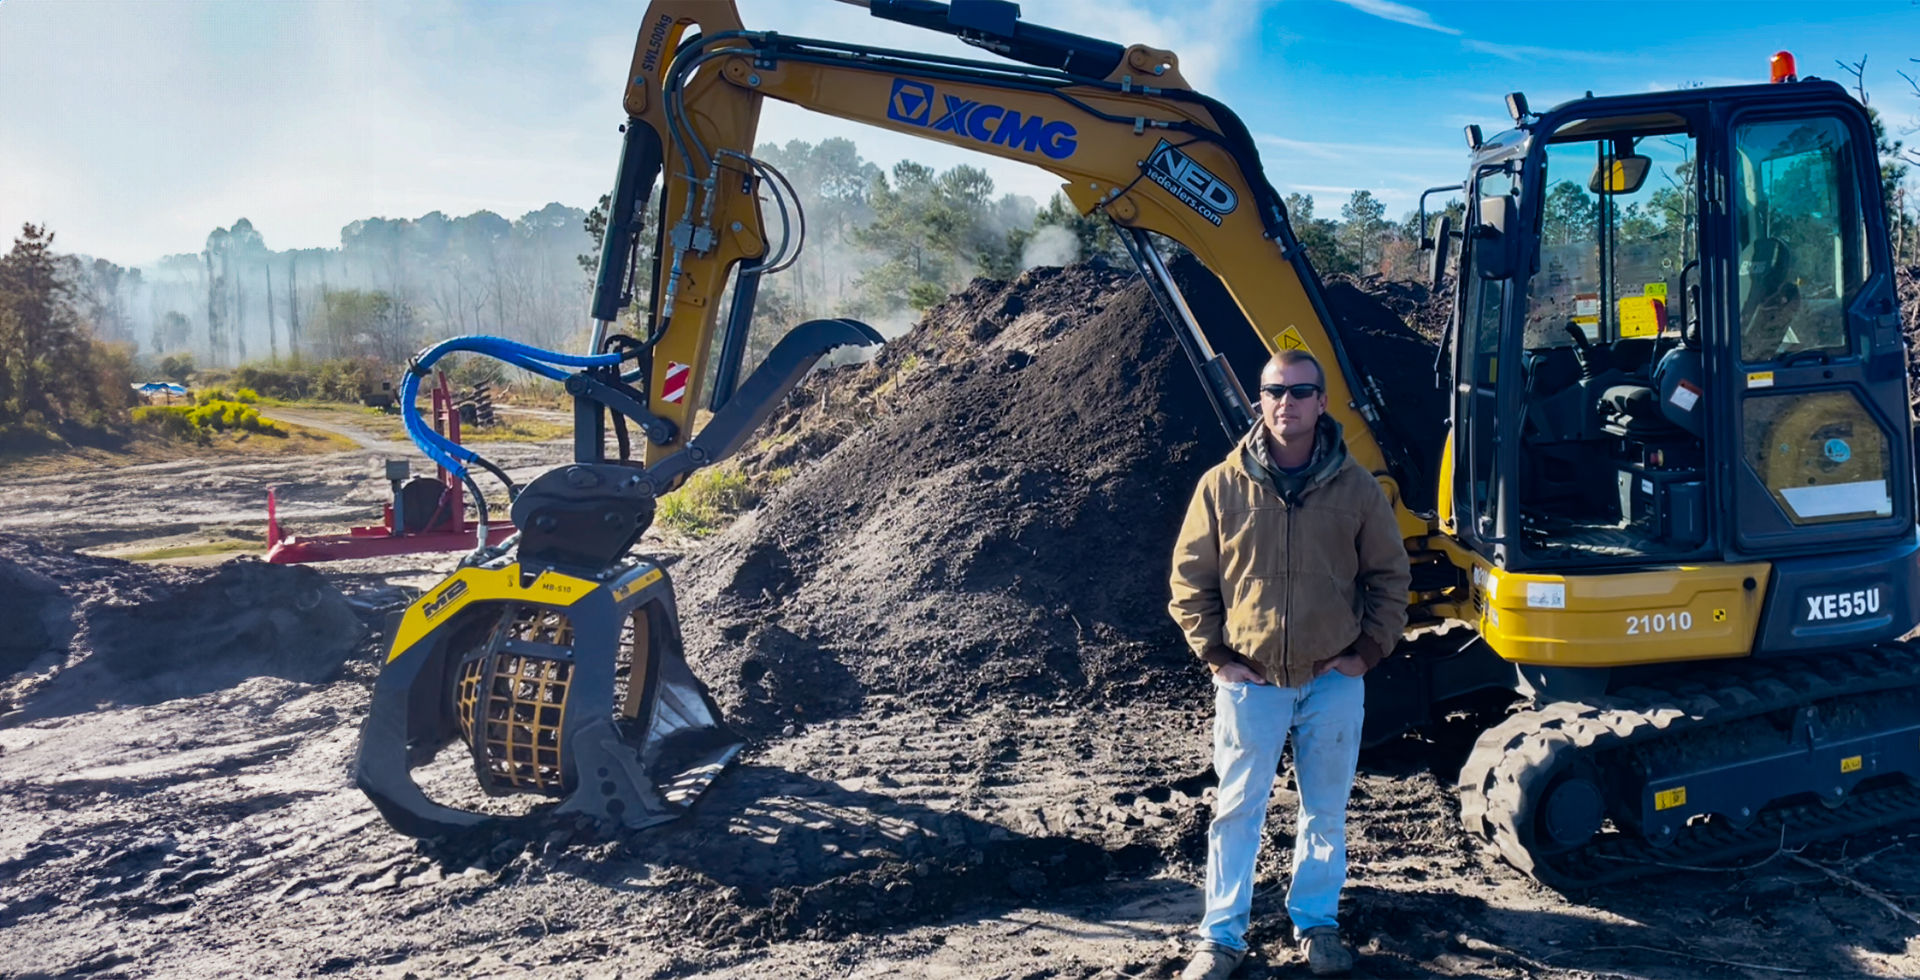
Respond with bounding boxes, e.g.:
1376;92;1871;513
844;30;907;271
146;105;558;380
1449;78;1914;597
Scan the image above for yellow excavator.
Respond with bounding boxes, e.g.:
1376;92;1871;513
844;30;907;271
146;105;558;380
355;0;1920;887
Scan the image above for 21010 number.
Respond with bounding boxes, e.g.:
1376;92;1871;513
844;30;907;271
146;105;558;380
1626;611;1693;635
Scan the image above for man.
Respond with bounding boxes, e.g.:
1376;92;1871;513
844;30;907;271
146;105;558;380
1168;350;1411;979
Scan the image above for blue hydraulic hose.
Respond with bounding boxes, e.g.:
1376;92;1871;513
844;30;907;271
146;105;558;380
399;335;627;480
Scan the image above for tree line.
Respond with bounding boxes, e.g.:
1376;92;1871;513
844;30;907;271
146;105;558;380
12;106;1919;437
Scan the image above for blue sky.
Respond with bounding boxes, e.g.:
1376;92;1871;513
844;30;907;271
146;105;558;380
3;0;1917;267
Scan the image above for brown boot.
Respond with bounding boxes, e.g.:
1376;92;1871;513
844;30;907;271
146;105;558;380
1300;926;1354;977
1179;942;1247;980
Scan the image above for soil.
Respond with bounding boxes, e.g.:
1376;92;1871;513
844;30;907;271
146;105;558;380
1;265;1916;980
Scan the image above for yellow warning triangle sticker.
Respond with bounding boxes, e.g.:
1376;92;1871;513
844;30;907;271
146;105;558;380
1273;326;1312;352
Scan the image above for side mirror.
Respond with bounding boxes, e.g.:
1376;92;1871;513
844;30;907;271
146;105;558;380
1589;154;1652;195
1474;194;1521;280
1426;214;1454;292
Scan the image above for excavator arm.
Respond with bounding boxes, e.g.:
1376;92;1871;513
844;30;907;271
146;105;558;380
602;0;1434;540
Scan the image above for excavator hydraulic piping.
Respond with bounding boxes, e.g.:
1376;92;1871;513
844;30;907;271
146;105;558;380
590;121;664;326
710;256;766;412
1117;225;1255;438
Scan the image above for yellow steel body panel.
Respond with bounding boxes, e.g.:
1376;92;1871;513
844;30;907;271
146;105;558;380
388;565;597;662
1464;560;1772;667
624;2;766;481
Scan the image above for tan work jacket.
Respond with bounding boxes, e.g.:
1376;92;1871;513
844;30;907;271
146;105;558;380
1168;423;1411;689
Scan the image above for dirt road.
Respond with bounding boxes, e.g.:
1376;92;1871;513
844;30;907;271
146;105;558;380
4;325;1918;978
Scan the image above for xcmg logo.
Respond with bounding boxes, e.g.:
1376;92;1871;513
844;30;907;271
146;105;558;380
886;79;1078;160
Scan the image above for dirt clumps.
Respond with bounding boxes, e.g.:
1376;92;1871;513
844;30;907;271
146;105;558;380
0;534;364;722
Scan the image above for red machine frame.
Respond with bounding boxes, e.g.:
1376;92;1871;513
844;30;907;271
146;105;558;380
265;372;514;564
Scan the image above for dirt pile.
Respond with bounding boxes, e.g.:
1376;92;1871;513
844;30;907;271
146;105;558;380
1319;274;1450;504
678;260;1444;736
1329;273;1451;343
0;535;364;722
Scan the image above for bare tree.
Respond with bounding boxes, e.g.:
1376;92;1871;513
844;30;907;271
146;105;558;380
1836;55;1870;105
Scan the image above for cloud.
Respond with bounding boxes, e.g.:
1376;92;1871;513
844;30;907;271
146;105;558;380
1461;40;1624;64
1328;0;1461;36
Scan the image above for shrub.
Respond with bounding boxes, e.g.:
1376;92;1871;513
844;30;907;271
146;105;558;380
232;365;308;400
225;358;392;405
148;399;283;439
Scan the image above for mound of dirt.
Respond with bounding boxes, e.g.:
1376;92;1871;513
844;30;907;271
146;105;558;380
1319;274;1449;506
677;260;1444;736
0;535;365;722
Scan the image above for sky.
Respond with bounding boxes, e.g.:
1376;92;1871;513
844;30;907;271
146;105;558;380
3;0;1919;268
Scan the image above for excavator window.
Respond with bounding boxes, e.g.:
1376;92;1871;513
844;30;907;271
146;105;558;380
1732;116;1870;364
1524;128;1696;351
1457;168;1516;544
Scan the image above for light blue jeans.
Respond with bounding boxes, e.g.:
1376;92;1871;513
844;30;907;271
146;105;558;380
1199;669;1365;950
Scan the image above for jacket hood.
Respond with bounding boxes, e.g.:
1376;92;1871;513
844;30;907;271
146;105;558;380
1237;415;1349;500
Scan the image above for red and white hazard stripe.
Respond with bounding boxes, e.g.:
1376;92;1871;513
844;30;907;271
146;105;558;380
661;361;690;404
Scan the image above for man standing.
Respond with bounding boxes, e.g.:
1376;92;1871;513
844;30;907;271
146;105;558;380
1168;351;1410;979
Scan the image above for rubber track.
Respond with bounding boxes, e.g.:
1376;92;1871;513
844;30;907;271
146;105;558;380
1457;641;1920;888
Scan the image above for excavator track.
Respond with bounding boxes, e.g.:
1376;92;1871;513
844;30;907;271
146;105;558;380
1459;642;1920;889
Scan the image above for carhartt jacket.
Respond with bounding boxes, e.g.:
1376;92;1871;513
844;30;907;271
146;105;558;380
1168;417;1411;688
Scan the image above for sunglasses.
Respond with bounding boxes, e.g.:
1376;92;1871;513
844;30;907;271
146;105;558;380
1259;383;1324;400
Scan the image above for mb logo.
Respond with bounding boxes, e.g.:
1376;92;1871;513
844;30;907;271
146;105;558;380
888;79;934;126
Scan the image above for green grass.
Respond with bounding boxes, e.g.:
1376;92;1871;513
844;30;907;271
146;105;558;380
464;418;572;442
655;466;758;536
117;540;267;562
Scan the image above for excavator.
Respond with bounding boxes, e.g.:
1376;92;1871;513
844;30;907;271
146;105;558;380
354;0;1920;887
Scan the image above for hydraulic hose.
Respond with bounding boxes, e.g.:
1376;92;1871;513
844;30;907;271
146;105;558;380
399;335;625;489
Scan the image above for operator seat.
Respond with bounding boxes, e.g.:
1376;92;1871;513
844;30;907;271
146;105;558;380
1600;319;1705;439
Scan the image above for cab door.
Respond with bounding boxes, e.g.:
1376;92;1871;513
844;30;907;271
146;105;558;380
1452;163;1518;559
1722;105;1911;554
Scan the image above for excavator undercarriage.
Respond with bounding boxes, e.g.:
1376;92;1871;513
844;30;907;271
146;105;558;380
1460;646;1920;886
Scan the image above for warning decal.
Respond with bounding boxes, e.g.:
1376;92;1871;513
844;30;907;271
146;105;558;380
661;361;690;404
1273;326;1312;352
